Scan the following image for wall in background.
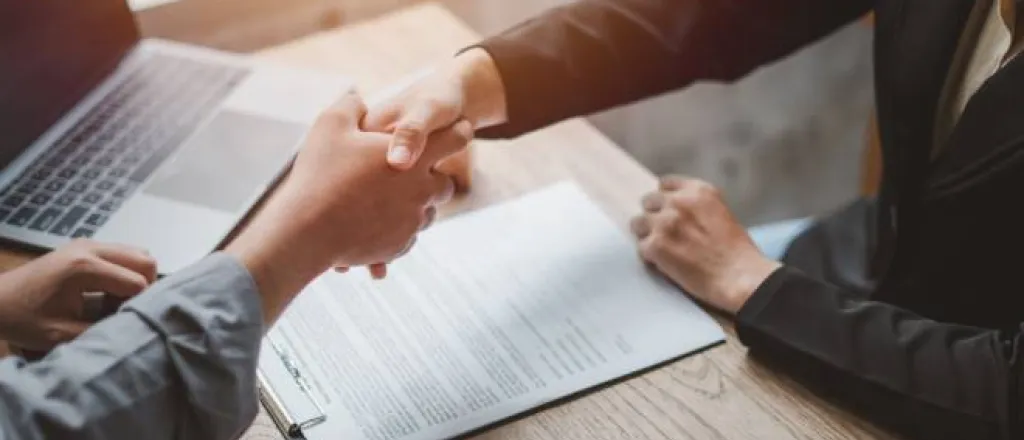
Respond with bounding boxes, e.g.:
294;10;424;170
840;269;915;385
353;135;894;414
449;0;875;225
599;23;874;224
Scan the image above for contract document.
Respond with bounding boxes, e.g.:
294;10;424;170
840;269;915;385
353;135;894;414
258;182;725;440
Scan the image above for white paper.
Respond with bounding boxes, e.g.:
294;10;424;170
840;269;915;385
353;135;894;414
128;0;178;11
261;182;725;440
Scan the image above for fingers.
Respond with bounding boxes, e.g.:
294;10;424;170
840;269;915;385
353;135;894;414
387;100;462;170
417;119;474;168
651;208;682;239
73;257;150;299
421;206;438;231
659;175;686;192
630;216;652;239
632;188;666;240
369;263;388;280
430;171;457;206
398;237;417;257
91;243;158;283
57;240;154;298
641;192;663;212
322;91;368;130
32;319;90;352
349;209;433;280
334;263;388;279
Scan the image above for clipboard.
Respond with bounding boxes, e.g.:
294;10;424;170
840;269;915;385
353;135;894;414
252;183;727;440
258;339;327;438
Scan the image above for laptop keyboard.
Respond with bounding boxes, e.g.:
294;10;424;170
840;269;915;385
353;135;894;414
0;53;248;239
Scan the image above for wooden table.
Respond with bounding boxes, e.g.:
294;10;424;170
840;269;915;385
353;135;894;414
232;3;897;439
0;3;893;439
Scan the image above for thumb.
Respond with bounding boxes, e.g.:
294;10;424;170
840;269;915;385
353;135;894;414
387;100;459;170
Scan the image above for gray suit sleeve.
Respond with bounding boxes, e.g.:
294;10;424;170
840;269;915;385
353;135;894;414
0;253;265;440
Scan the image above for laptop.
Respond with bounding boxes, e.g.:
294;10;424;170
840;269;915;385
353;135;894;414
0;0;352;273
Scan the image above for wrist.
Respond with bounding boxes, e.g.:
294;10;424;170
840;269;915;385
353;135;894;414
721;257;782;315
452;48;507;128
225;195;335;323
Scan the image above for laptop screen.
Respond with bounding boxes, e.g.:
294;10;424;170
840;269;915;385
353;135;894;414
0;0;139;172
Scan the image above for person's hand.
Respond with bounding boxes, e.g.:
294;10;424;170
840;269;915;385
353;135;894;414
0;240;156;352
226;92;469;323
363;48;507;170
630;176;782;315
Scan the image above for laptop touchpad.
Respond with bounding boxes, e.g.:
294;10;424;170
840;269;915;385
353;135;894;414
144;111;305;213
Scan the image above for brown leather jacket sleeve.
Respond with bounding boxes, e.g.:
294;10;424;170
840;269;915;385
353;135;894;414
738;266;1021;439
473;0;874;138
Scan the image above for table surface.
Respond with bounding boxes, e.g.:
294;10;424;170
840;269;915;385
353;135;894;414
0;3;894;439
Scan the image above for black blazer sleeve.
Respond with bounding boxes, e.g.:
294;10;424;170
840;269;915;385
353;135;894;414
473;0;875;139
738;266;1022;439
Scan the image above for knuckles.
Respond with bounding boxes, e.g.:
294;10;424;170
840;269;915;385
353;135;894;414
641;193;663;211
137;257;158;280
629;216;651;237
317;106;357;128
62;251;99;274
124;275;149;293
653;209;681;232
638;237;669;262
640;178;724;250
668;179;720;209
450;120;474;145
43;324;77;346
419;96;450;114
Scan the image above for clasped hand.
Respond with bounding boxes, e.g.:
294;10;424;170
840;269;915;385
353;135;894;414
630;177;780;314
227;91;470;298
2;90;471;352
0;240;155;352
362;51;783;314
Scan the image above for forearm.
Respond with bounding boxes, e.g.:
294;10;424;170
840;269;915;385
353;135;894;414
738;266;1019;439
468;0;873;138
224;182;336;326
0;254;264;440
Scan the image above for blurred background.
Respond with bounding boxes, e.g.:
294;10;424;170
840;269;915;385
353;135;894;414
134;0;875;226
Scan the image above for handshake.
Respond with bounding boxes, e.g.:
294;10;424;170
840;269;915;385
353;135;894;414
225;48;509;323
0;49;509;353
1;48;776;353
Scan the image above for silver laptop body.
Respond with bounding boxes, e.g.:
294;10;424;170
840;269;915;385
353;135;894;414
0;1;351;273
